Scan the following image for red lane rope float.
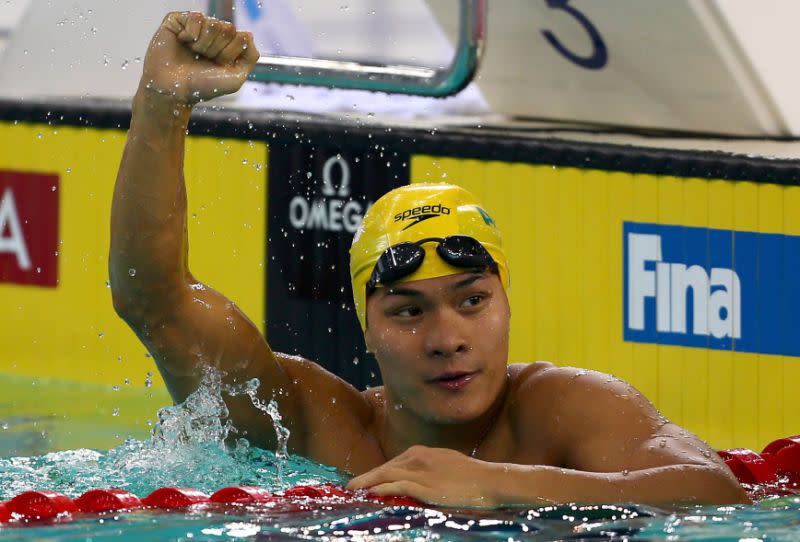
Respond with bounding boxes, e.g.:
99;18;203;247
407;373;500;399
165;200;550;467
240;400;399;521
141;487;210;509
716;435;800;500
210;486;276;504
717;448;778;485
761;435;800;487
74;489;143;513
6;490;78;521
0;483;422;526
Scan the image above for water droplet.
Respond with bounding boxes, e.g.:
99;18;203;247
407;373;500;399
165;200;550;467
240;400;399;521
111;408;120;416
112;385;120;392
120;59;129;70
128;268;136;276
98;332;104;338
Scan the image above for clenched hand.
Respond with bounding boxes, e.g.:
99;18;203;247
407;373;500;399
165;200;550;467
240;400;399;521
141;11;260;104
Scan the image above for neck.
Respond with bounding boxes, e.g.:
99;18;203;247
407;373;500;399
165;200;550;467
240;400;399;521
377;373;509;459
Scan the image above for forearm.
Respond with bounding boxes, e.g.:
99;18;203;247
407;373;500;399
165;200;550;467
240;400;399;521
489;463;750;506
110;85;193;313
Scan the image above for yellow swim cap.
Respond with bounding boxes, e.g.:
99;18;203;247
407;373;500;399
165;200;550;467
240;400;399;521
349;183;509;330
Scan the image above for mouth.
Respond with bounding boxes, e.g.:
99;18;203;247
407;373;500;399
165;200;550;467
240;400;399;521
428;370;479;391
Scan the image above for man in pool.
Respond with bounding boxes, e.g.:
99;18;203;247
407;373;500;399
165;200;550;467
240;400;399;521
110;12;748;507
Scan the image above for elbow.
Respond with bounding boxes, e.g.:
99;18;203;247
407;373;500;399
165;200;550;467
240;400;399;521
690;464;752;505
109;267;150;326
110;283;146;326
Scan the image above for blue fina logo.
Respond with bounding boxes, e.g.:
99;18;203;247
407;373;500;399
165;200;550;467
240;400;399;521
623;222;800;356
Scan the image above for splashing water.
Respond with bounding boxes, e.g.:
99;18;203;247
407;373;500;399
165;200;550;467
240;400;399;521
224;375;291;488
0;368;344;500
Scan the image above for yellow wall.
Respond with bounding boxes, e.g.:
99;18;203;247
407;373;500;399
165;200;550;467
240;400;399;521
412;156;800;451
0;122;267;444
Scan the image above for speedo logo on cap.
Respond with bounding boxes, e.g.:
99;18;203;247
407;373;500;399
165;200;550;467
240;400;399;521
394;203;450;230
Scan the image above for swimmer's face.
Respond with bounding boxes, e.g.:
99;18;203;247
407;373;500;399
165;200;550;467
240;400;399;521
364;271;510;424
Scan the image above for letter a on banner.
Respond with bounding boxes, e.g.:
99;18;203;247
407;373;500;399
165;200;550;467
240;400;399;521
0;170;59;287
0;188;31;270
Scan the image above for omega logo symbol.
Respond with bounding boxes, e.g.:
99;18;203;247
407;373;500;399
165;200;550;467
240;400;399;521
321;155;351;198
288;154;369;234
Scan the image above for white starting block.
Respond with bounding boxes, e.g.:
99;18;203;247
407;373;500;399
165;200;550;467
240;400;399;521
2;0;800;136
431;0;800;136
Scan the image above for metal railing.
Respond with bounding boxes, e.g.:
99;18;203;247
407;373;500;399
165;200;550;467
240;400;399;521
208;0;485;97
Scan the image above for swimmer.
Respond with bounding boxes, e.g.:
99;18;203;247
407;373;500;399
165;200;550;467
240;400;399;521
110;12;748;507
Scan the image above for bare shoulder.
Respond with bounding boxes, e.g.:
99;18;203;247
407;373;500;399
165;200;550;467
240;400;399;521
506;363;661;443
509;362;640;405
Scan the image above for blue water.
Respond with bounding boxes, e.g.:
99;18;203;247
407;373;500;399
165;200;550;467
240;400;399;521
1;373;799;541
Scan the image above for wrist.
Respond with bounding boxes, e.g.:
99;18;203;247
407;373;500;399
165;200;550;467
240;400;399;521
478;462;535;508
484;463;557;507
132;83;193;123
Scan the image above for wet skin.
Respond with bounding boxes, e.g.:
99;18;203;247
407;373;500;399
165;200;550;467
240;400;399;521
110;11;749;507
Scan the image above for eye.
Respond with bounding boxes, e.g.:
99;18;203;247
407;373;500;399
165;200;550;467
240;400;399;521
393;306;422;318
460;294;485;309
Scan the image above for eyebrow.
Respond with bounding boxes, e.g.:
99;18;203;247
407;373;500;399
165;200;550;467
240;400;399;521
382;272;488;298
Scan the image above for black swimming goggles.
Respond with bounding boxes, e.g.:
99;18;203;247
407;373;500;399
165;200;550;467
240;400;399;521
365;235;499;295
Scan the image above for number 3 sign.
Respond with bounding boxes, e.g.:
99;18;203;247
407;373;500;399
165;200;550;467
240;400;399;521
541;0;608;70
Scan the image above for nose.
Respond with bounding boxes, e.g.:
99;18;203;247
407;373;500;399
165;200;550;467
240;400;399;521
423;307;470;359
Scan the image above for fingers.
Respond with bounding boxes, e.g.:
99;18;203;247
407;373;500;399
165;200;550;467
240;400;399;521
238;32;261;68
162;12;183;35
367;481;433;503
165;12;256;68
216;32;251;66
205;20;237;58
347;466;414;491
175;12;204;43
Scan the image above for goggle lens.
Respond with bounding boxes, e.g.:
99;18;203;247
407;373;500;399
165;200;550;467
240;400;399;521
366;236;497;294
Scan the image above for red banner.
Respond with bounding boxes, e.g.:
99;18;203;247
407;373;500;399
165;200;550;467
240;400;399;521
0;170;59;287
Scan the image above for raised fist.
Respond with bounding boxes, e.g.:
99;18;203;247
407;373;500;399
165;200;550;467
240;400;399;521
141;11;260;104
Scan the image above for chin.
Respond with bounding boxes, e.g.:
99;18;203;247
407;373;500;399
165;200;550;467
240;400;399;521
422;396;488;425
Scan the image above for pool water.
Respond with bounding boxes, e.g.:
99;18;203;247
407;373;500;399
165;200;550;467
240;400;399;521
1;373;799;541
